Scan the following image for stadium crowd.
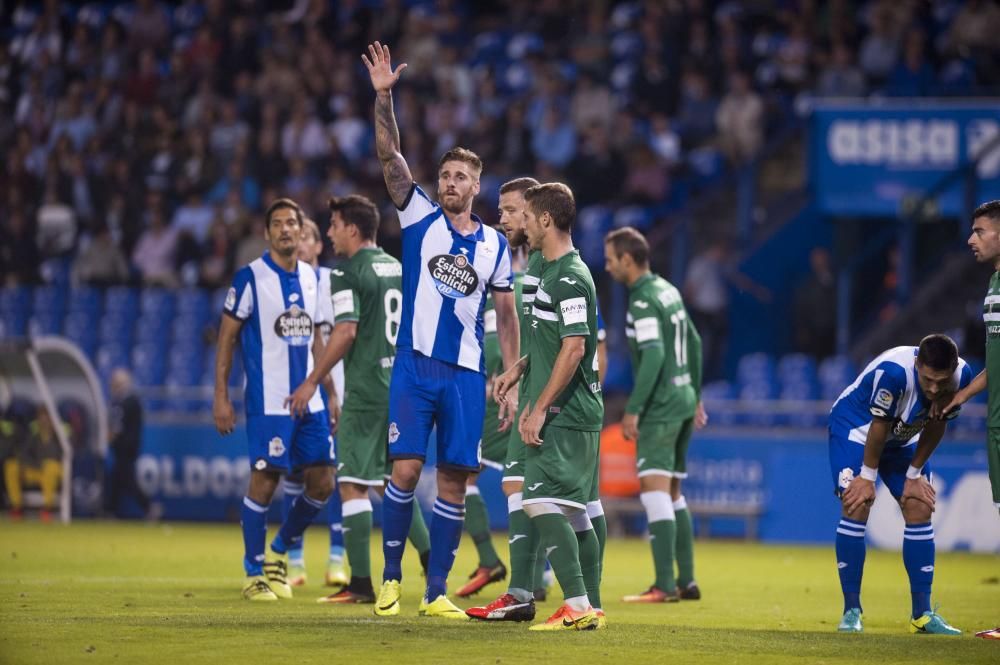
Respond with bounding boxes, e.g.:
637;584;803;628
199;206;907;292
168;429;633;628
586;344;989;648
3;0;1000;291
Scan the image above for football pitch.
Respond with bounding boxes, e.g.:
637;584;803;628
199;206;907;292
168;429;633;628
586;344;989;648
0;522;996;665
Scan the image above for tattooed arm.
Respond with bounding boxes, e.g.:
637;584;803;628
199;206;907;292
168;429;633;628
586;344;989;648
362;41;413;208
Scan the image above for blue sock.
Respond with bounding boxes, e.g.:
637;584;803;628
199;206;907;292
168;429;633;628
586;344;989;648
329;489;344;559
903;522;934;619
835;517;866;612
271;493;327;555
426;497;465;601
382;481;414;583
282;481;305;563
241;496;269;576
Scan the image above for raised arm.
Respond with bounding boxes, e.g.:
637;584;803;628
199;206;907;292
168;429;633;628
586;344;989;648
361;42;413;208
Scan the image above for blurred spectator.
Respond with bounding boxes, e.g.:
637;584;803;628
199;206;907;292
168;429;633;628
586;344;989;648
208;161;260;210
3;405;63;522
816;43;868;97
210;100;250;162
567;124;625;207
793;248;838;360
885;29;935;97
36;188;78;258
172;190;215;244
715;71;765;165
675;69;717;148
623;145;670;204
858;8;899;84
684;242;732;382
132;207;179;287
531;105;577;169
127;0;171;54
105;368;154;519
199;221;235;289
1;212;41;286
235;217;269;268
571;71;614;132
73;223;130;286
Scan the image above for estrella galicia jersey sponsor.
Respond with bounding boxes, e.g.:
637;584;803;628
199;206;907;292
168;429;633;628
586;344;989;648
829;346;971;448
224;252;328;416
329;247;402;411
524;250;604;432
395;184;513;373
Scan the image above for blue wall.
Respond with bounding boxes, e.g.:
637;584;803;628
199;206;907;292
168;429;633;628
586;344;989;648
128;424;998;552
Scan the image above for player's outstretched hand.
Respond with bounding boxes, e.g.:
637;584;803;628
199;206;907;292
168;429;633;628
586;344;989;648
931;391;965;420
519;403;544;447
901;476;936;512
284;379;318;419
493;364;523;405
497;383;519;432
694;401;709;429
842;476;876;515
621;413;639;441
361;41;407;93
213;398;236;435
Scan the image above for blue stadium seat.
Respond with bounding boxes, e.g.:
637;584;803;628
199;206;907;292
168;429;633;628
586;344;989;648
104;287;139;318
140;288;176;318
96;342;131;375
777;353;818;385
171;314;208;347
575;206;613;269
819;355;856;401
736;381;778;427
737;353;776;387
132;343;167;385
135;315;171;344
98;313;135;347
176;288;210;317
67;286;103;316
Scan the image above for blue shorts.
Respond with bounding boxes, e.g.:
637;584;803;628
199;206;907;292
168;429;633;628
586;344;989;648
387;349;486;472
828;431;932;500
246;411;336;473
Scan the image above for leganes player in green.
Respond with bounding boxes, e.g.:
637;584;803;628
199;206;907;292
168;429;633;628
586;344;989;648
493;183;603;631
604;226;707;603
939;199;1000;516
286;195;431;604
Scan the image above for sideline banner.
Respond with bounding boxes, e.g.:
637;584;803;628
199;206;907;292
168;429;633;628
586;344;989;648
810;102;1000;217
132;425;999;552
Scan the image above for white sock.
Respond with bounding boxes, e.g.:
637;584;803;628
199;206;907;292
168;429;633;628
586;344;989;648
565;595;591;612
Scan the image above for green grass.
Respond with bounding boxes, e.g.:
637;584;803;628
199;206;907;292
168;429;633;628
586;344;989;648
0;521;997;664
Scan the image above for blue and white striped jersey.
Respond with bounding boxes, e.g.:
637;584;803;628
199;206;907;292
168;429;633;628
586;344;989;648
316;266;345;407
396;184;513;373
223;252;328;416
829;346;972;447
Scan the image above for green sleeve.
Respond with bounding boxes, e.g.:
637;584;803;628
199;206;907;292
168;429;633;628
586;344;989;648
551;278;591;339
626;343;666;416
687;315;703;399
329;266;360;324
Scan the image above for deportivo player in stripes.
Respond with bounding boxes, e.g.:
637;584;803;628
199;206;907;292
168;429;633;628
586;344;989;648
214;198;337;602
362;41;520;619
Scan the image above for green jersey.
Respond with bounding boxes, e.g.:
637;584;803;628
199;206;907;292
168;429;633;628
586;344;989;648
515;250;545;352
984;272;1000;428
483;292;503;427
625;273;701;422
524;249;603;432
329;247;402;411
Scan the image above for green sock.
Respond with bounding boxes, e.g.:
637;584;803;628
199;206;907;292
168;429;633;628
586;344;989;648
408;503;430;556
575;527;601;609
342;508;372;578
465;492;500;567
532;513;586;600
507;508;537;594
649;518;677;591
532;540;547;591
675;506;695;587
591;512;607;586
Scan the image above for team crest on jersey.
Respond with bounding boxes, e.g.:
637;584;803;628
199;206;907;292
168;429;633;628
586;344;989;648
388;422;400;444
838;467;854;489
428;253;479;298
274;304;313;346
268;437;285;457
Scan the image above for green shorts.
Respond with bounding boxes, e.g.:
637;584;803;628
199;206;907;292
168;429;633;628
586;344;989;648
336;408;388;487
636;418;694;479
522;424;600;510
502;399;531;483
480;405;507;471
988;428;1000;507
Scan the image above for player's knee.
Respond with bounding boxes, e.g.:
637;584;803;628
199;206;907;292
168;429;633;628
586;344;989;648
391;460;422;489
840;499;870;523
670;477;682;500
247;470;280;503
902;499;932;524
501;480;523;497
639;475;671;493
339;482;368;501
